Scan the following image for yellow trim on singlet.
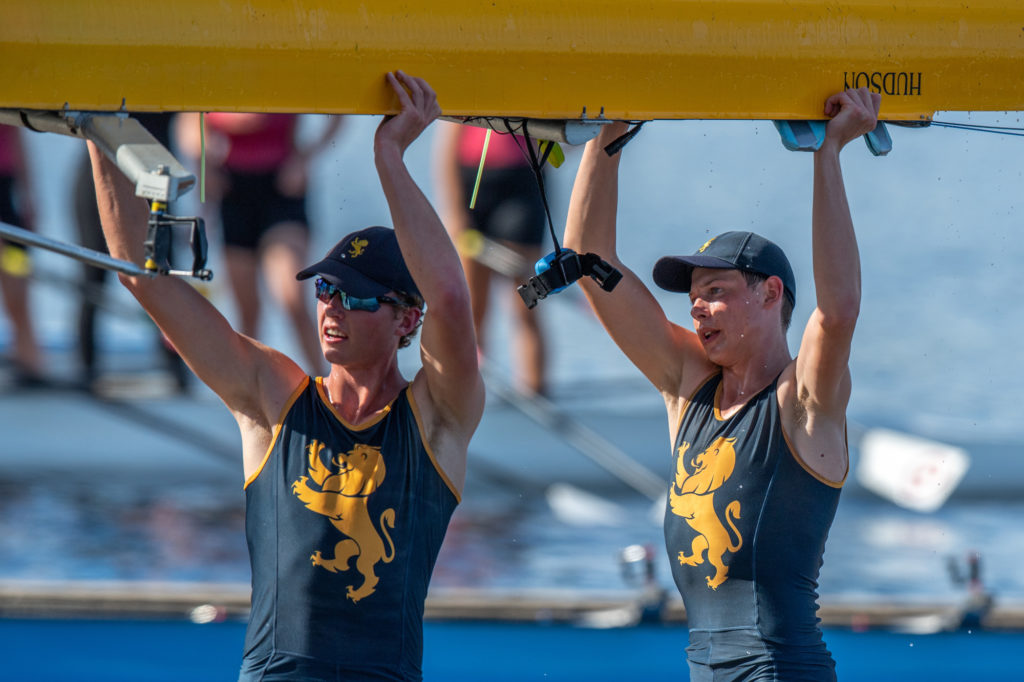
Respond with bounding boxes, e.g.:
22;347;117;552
679;371;848;488
781;421;849;489
243;376;310;490
673;372;720;448
712;380;725;422
314;376;395;431
708;374;777;422
406;386;461;503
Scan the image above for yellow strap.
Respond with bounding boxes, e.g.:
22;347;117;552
0;244;32;278
199;112;206;204
539;140;565;169
468;128;491;210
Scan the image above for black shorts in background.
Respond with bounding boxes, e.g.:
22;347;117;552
220;170;309;250
458;165;546;247
0;175;28;252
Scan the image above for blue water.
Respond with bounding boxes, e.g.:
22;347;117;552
3;618;1023;682
2;114;1024;605
2;470;1023;604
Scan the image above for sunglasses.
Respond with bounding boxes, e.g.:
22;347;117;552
314;277;406;312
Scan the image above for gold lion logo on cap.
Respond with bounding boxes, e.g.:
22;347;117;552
697;237;716;254
348;238;369;258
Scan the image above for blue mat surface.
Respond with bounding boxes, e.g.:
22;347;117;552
2;618;1021;681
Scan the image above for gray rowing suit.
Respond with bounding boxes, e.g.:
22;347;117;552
664;372;843;681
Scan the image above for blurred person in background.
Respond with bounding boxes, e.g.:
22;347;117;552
0;124;44;387
435;122;548;396
176;112;342;376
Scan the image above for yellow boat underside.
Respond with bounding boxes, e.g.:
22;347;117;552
2;1;1023;121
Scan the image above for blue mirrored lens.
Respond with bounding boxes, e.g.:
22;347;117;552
314;278;382;312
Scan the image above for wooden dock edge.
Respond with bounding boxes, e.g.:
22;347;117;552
2;580;1022;631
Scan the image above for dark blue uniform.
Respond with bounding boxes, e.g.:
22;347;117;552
665;373;843;681
240;378;459;681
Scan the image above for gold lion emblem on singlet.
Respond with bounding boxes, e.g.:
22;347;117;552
669;437;743;590
348;238;369;257
291;440;396;603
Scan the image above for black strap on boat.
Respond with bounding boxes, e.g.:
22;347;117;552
461;117;623;309
909;119;1024;137
603;121;646;156
502;118;562;256
18;111;44;133
495;119;623;309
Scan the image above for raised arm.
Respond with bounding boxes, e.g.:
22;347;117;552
373;72;484;489
563;123;711;401
87;142;305;475
794;88;879;427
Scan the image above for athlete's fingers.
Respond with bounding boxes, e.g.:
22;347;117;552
397;71;427;111
822;87;879;148
868;90;881;116
398;71;440;118
395;70;418;99
386;71;413;111
397;71;440;120
823;90;850;118
389;71;438;120
848;87;881;120
408;75;436;106
847;87;872;114
847;88;880;135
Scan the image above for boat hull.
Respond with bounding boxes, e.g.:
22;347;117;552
3;1;1023;120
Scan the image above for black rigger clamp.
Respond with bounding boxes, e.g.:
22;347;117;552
517;249;622;309
144;200;213;281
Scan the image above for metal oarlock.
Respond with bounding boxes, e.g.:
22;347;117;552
0;109;212;280
145;200;213;281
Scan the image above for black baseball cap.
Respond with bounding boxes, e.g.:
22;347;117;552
296;226;421;299
652;231;795;306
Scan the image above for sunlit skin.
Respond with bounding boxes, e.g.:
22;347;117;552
316;293;420;371
688;267;786;370
87;68;483;519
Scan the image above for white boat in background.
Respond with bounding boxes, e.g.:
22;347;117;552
2;353;1018;512
469;373;1022;511
854;428;970;513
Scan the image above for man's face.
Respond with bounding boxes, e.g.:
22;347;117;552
316;289;411;367
688;268;766;364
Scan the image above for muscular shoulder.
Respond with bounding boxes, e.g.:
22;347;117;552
408;370;482;495
228;345;308;438
665;361;719;439
232;355;307;483
777;361;849;484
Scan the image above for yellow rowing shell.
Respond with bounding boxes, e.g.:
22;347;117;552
2;1;1022;121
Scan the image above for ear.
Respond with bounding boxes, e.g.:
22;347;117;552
395;305;423;336
761;275;785;309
